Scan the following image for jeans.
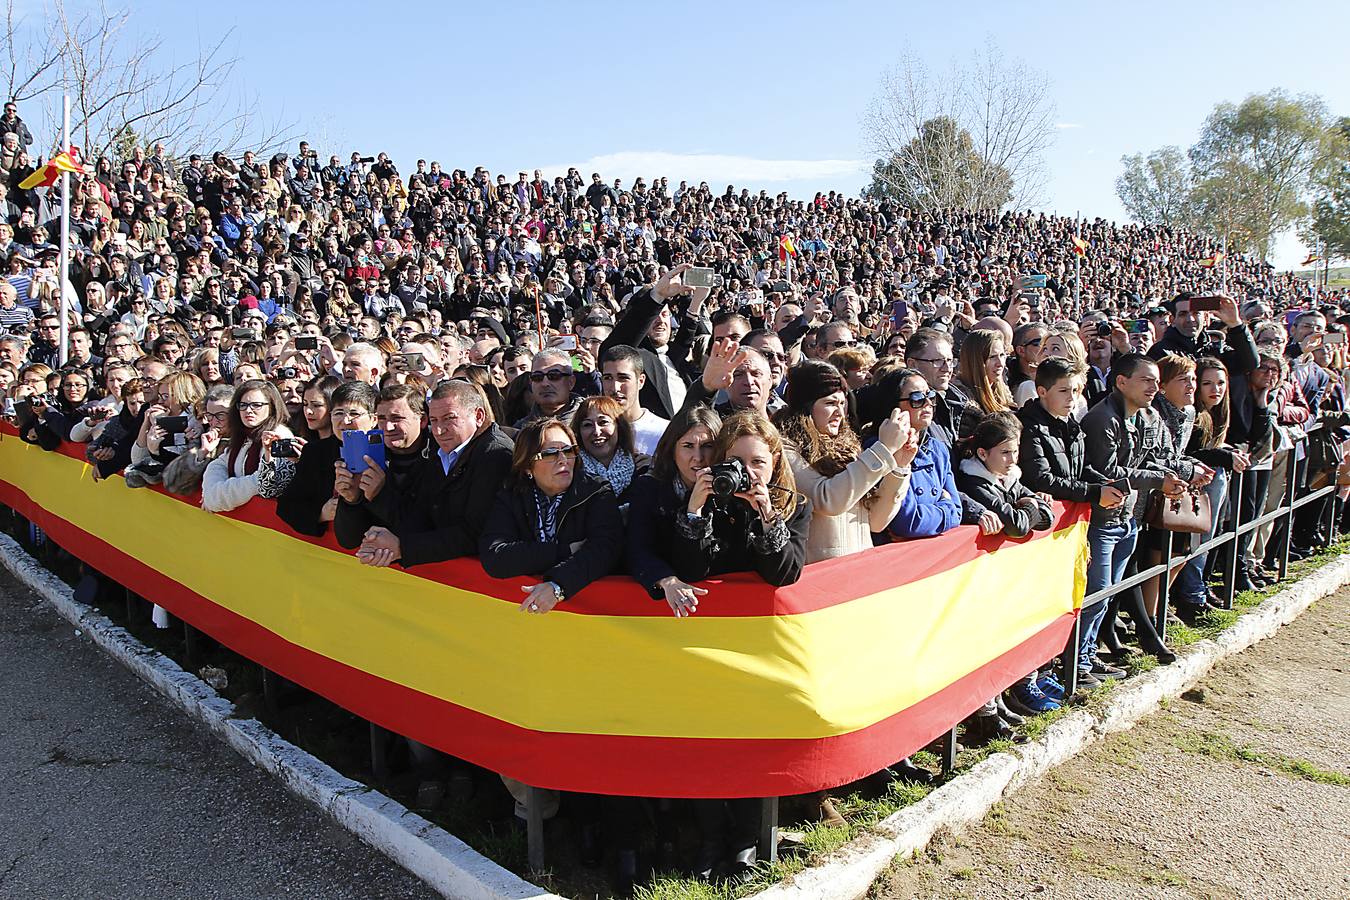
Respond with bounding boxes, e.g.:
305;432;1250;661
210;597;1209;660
1080;518;1139;671
1175;468;1229;606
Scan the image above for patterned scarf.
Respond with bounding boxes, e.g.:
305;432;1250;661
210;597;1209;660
581;449;636;496
534;488;564;542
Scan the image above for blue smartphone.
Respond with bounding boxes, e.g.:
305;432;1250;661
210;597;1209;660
341;429;385;473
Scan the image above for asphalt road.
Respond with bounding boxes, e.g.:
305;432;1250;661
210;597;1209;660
0;566;437;900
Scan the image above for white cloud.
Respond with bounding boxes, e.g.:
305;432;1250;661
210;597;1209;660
539;151;868;190
1054;122;1083;130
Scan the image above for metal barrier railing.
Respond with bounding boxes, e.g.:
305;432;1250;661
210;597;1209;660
1057;424;1342;696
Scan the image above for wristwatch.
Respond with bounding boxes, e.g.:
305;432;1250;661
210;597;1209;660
546;581;565;603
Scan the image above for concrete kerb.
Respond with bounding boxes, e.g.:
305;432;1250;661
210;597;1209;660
751;551;1350;900
0;532;560;900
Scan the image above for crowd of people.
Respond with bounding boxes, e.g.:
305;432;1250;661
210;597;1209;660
4;104;1350;891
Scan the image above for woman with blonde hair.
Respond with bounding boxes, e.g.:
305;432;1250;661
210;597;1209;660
668;410;811;588
190;347;226;386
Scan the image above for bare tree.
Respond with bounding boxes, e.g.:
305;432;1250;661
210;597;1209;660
862;42;1056;211
3;0;293;162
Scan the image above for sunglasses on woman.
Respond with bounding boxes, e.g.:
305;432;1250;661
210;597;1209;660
900;390;938;408
532;444;579;462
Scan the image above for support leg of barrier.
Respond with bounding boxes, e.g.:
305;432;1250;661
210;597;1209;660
758;796;779;864
183;621;199;668
525;786;546;872
1222;471;1243;611
369;722;389;785
941;726;958;776
1278;468;1297;582
1059;614;1080;697
1323;490;1338;548
123;586;139;625
261;666;281;719
1155;530;1173;643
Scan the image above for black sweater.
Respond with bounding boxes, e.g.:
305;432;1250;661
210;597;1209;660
668;492;812;588
277;435;339;536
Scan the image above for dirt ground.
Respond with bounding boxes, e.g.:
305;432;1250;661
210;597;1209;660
872;585;1350;900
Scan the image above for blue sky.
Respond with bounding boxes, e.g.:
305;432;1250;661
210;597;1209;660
69;0;1350;267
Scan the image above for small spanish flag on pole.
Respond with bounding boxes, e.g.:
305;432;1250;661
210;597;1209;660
778;234;797;263
18;148;86;190
1197;251;1226;269
1071;236;1088;256
1302;251;1321;267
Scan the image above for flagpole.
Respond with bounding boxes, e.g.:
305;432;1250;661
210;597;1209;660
1073;213;1081;310
1220;224;1228;296
58;93;70;367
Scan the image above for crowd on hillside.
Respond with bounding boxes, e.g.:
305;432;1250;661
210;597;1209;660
4;100;1350;891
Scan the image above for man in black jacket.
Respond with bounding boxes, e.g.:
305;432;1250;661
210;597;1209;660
1078;353;1188;683
334;383;430;549
354;380;512;567
599;262;710;420
1148;292;1258;379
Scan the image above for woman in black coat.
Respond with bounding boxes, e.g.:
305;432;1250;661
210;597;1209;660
278;380;375;536
479;416;623;610
628;408;811;880
477;417;632;885
667;409;811;591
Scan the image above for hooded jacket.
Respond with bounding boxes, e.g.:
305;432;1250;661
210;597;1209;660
954;458;1052;538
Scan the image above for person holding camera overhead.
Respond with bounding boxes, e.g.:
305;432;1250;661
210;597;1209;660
201;379;297;512
277;381;377;536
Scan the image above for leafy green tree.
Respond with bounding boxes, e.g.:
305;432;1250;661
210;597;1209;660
1115;146;1197;229
1188;89;1334;257
1308;117;1350;259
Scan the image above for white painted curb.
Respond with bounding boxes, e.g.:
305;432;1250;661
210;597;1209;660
751;552;1350;900
0;532;560;900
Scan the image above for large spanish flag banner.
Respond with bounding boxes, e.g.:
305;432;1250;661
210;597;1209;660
0;429;1088;798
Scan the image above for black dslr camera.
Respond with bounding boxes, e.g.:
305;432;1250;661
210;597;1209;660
274;366;299;380
709;458;751;498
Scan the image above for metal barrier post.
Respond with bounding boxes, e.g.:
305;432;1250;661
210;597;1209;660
1059;613;1080;696
525;786;546;872
1221;470;1243;609
261;666;281;718
1322;483;1338;548
369;722;389;784
758;797;779;863
1278;455;1298;581
1155;529;1173;642
941;726;958;776
183;621;199;668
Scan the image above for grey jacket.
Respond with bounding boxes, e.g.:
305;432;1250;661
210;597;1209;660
1081;393;1174;525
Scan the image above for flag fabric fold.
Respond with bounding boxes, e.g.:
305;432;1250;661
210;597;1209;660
18;149;86;190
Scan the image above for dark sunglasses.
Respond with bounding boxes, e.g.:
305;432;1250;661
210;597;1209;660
529;369;571;383
533;444;579;462
900;389;938;408
824;339;857;349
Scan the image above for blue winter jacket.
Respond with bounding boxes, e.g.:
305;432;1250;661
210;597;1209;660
886;431;962;539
